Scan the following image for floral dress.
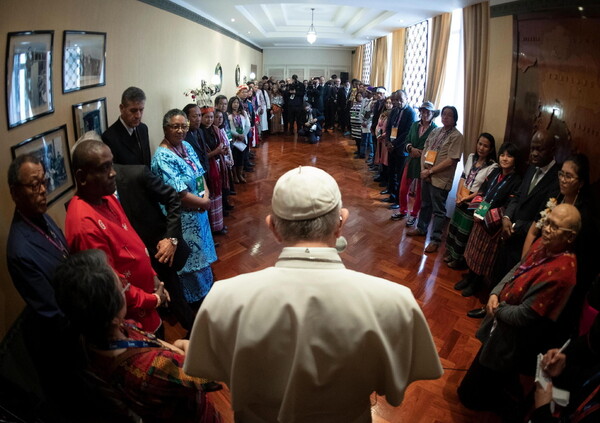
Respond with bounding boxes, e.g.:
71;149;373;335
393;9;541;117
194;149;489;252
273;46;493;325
151;141;217;302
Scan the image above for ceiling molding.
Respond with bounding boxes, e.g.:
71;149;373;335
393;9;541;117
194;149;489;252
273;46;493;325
138;0;263;52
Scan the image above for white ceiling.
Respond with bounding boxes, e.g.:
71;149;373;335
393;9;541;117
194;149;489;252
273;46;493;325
171;0;486;49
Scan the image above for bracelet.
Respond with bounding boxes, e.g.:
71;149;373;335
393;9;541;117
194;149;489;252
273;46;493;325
154;293;162;308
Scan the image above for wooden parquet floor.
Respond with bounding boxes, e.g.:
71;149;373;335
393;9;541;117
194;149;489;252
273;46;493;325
166;130;502;423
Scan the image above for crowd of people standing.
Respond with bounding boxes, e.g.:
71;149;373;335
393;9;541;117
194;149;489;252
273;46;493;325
4;73;600;423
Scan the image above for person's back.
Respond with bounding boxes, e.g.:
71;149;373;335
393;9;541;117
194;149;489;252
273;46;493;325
185;166;442;422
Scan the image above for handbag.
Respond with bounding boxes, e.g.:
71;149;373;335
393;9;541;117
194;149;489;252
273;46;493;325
232;140;247;152
484;206;504;232
476;316;519;372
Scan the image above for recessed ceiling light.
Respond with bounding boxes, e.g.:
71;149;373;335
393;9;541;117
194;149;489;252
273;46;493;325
231;18;236;22
400;19;404;23
578;6;584;11
247;31;251;34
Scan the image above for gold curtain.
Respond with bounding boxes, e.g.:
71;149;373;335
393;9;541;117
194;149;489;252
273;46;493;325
390;28;406;91
463;1;490;157
352;44;365;81
370;36;388;86
424;13;452;106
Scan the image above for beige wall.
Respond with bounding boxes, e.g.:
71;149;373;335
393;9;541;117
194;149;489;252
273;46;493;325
481;15;513;146
0;0;262;336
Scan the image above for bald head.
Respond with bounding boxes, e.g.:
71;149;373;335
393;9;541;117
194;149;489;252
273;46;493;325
530;129;557;167
541;203;581;254
72;141;116;203
551;203;581;234
72;140;107;173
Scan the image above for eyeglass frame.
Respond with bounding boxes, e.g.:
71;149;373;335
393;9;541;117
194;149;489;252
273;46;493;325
165;123;190;131
17;174;50;193
542;219;576;234
557;170;578;182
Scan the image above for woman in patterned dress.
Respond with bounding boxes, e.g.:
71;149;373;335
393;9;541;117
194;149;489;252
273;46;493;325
151;109;217;311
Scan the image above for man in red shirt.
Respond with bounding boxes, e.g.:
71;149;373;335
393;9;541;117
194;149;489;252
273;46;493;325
66;140;168;334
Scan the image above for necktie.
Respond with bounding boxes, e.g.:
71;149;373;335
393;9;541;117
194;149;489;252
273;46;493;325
528;168;543;194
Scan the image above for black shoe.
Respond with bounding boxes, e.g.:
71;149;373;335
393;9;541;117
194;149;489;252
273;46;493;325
467;307;486;319
461;283;479;297
379;182;387;187
213;227;228;236
380;197;394;203
373;176;383;182
448;259;468;270
454;278;470;290
390;213;407;221
388;203;400;210
380;189;390;195
224;203;234;211
244;167;255;173
229;190;237;195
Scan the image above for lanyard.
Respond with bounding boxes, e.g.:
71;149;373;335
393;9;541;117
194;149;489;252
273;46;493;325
19;211;69;259
484;172;512;205
429;127;452;151
104;323;162;350
166;140;197;173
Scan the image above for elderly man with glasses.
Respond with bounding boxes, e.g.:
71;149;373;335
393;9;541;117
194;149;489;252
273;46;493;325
458;203;581;422
7;154;68;321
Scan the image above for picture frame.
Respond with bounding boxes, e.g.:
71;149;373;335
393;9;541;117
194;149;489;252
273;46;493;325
5;31;54;129
11;125;73;207
72;97;108;140
62;31;106;93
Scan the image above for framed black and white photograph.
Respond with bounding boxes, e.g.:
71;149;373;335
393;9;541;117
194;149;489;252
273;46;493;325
62;31;106;93
5;31;54;129
72;97;107;140
11;125;73;206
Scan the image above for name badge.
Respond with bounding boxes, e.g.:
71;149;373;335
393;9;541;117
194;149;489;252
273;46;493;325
424;150;438;165
390;127;398;140
196;176;205;198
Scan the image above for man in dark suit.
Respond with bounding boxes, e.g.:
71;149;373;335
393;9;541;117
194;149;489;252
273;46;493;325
323;76;340;131
495;129;561;281
114;163;195;331
337;80;352;134
383;90;416;208
102;86;151;166
183;103;209;172
298;102;325;144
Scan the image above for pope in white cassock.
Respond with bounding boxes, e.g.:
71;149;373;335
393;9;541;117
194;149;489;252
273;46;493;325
184;166;442;423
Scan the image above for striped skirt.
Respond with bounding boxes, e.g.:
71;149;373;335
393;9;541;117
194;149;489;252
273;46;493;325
445;205;474;261
464;221;502;278
208;194;224;232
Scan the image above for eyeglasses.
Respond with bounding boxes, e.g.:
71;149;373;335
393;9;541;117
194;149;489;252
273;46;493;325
558;171;578;182
542;220;576;234
166;124;190;131
19;177;49;193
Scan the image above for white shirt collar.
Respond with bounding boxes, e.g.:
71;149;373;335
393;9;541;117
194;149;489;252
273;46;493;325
119;117;136;136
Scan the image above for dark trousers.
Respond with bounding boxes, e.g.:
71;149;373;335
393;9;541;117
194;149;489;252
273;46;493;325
458;348;525;422
386;152;405;203
416;181;449;243
298;127;321;144
153;257;196;331
325;102;336;129
285;108;302;133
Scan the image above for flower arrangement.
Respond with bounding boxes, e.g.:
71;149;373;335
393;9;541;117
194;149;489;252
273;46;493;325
536;197;558;229
184;88;206;106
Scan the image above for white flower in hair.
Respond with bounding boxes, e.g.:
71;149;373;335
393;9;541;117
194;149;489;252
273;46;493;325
536;197;558;229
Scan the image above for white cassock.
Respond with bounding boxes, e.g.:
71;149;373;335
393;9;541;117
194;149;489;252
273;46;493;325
185;247;442;423
256;89;271;132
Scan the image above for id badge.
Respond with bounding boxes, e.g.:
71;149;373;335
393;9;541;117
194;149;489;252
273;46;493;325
474;200;491;220
196;176;205;198
424;150;438;165
390;127;398;140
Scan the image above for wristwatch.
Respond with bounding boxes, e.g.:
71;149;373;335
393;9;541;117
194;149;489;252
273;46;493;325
169;237;178;246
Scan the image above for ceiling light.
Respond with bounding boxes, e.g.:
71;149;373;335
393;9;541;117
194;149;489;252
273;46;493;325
231;18;235;22
306;8;317;44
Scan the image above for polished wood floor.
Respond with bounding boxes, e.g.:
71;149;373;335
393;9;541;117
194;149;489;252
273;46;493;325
166;130;501;423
